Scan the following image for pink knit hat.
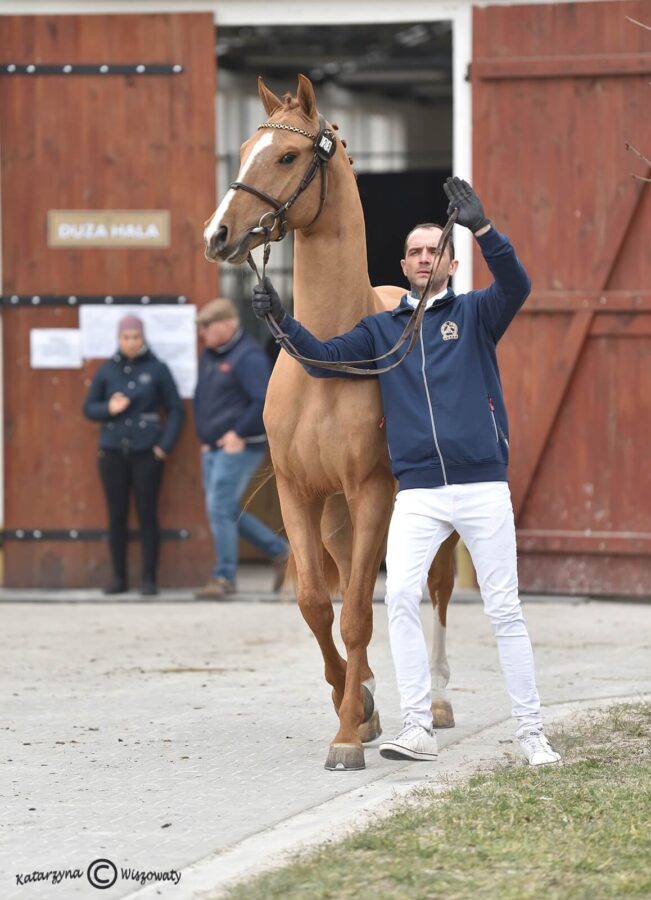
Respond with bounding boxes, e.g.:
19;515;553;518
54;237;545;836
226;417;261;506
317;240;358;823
117;314;145;336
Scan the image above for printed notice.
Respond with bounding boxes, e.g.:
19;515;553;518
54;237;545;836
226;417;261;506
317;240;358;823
30;329;83;369
79;305;197;398
48;210;170;247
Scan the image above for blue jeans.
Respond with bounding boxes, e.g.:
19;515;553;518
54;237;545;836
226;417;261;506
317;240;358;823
201;445;288;584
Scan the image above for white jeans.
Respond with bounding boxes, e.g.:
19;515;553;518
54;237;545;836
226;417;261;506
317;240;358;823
384;482;542;737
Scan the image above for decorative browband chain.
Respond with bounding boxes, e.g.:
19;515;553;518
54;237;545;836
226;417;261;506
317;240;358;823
257;122;318;141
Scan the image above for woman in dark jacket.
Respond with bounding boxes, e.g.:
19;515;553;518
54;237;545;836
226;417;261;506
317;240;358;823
83;314;185;595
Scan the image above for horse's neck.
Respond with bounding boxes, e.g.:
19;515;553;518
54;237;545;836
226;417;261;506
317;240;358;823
292;176;378;339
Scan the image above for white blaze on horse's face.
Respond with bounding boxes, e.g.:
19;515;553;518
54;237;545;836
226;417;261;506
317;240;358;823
203;131;276;249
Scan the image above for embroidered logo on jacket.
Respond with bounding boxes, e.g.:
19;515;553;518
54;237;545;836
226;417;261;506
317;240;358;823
218;362;232;373
138;372;152;384
441;321;459;341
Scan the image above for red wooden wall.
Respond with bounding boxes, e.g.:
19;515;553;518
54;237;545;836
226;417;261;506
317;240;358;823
0;14;221;587
473;1;651;595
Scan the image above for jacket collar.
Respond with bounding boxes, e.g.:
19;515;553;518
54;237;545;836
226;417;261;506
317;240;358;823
113;346;152;364
391;288;456;316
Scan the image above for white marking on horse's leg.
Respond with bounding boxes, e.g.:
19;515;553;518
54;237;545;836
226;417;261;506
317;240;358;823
430;616;450;692
203;132;275;243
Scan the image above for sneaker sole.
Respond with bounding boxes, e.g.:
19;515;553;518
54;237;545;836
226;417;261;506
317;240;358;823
379;744;438;761
527;755;562;767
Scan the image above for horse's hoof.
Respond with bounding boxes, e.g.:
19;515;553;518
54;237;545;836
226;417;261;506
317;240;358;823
358;709;382;743
431;698;455;728
324;742;365;771
362;683;375;722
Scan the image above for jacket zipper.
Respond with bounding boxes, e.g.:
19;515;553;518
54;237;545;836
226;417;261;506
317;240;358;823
420;331;448;484
488;395;499;441
489;395;509;448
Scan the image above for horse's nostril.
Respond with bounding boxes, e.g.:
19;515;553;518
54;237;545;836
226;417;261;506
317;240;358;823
209;225;228;254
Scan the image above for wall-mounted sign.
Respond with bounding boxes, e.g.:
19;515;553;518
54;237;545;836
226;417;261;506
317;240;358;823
47;210;170;247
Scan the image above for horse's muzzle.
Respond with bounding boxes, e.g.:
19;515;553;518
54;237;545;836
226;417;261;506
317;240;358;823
204;225;228;261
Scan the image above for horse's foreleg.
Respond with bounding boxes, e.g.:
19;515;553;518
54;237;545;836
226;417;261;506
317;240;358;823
326;473;393;770
275;475;347;705
427;533;459;729
321;493;379;742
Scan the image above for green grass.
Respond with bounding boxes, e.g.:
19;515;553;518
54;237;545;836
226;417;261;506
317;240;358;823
222;703;651;900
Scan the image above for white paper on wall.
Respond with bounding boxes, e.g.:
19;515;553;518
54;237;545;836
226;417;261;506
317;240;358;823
30;328;83;369
79;305;197;398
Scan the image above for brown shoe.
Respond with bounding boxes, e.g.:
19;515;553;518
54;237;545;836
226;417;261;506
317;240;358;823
271;553;289;593
194;577;237;600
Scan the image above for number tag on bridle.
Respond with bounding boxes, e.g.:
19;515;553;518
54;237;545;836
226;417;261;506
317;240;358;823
315;129;337;161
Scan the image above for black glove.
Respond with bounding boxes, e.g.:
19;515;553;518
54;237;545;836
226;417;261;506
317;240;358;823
443;177;490;234
252;276;286;323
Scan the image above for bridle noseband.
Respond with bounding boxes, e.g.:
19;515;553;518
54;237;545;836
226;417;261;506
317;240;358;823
230;114;337;244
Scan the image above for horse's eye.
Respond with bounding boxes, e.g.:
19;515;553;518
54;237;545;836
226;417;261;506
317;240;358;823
280;153;297;165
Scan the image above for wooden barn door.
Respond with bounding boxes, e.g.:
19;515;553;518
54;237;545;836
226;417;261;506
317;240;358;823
0;14;218;587
473;1;651;596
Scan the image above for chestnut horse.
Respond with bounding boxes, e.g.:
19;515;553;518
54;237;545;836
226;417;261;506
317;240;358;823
204;75;457;770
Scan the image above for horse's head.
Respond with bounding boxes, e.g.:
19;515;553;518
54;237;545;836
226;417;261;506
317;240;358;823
204;74;339;264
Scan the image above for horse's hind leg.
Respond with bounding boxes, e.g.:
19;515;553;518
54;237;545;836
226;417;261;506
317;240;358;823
427;532;459;729
321;493;382;745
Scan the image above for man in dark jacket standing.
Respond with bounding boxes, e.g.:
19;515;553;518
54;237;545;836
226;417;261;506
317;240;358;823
193;298;289;599
251;178;561;768
84;314;185;595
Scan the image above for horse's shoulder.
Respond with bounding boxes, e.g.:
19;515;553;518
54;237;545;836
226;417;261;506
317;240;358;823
372;285;404;313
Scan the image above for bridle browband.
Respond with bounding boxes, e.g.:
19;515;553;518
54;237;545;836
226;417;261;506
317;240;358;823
235;110;458;376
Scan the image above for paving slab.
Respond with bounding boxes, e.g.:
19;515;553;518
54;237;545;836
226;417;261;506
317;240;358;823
1;572;650;900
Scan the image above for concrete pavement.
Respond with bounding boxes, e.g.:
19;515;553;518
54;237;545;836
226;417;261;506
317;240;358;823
2;566;650;899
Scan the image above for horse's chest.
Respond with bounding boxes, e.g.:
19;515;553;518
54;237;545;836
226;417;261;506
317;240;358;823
265;376;385;479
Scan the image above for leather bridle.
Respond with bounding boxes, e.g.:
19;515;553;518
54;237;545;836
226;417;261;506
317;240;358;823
232;115;337;244
238;111;458;376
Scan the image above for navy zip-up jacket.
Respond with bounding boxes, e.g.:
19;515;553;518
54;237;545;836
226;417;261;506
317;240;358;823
83;348;185;454
279;227;530;491
193;329;270;446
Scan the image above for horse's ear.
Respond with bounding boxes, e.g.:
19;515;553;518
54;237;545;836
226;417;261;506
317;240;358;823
297;74;317;119
258;77;282;116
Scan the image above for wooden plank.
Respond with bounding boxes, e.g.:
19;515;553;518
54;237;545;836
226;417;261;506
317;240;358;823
523;292;651;312
473;53;651;80
518;554;651;597
518;530;651;556
510;310;594;519
590;315;651;337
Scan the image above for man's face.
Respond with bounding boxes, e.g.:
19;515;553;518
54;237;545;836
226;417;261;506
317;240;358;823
198;317;239;349
401;227;459;296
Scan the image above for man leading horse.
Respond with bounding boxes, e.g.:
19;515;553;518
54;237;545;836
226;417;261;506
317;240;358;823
252;176;561;768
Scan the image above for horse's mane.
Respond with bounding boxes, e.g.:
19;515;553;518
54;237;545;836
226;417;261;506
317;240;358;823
282;93;300;110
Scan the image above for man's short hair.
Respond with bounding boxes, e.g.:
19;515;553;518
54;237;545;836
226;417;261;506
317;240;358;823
403;223;455;261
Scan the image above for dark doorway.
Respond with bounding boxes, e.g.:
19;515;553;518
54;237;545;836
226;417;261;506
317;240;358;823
358;170;451;288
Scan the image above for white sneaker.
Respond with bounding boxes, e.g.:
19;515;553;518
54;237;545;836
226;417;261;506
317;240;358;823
519;730;562;767
379;723;438;761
